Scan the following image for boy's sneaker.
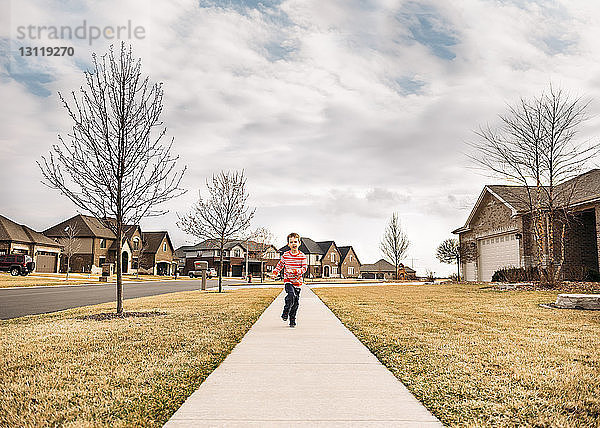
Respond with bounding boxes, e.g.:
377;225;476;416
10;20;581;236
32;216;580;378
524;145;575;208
281;315;288;322
289;321;296;328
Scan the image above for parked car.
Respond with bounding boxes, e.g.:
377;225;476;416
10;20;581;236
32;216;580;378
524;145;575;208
0;254;35;276
189;267;218;279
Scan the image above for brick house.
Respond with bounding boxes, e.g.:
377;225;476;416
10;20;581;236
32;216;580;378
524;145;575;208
0;214;62;272
138;232;177;275
279;237;362;279
179;239;280;277
453;169;600;282
338;246;361;278
360;259;416;280
44;214;175;275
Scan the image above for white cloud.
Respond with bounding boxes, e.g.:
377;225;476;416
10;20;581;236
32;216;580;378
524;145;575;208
4;0;600;275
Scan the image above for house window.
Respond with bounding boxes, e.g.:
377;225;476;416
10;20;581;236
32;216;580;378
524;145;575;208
100;239;106;249
234;249;241;257
348;266;354;275
99;257;106;266
133;238;140;250
132;258;139;269
330;253;335;262
349;255;353;261
163;242;167;252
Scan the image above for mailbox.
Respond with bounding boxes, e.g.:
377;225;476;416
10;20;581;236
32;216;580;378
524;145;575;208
193;261;209;291
194;261;208;271
102;263;114;277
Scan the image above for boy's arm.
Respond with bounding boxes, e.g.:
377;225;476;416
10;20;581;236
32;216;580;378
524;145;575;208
299;255;308;276
272;257;285;276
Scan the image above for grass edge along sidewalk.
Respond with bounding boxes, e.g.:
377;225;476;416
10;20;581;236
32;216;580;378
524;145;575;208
313;283;600;427
0;287;280;427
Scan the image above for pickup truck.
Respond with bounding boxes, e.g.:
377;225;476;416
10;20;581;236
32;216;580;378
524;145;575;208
0;254;36;276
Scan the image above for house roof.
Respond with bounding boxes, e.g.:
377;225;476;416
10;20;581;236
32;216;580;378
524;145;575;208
360;259;395;272
360;259;415;273
187;239;277;253
453;169;600;235
124;225;140;241
44;214;117;239
279;237;331;254
107;225;141;251
337;245;362;265
316;240;337;253
175;245;196;258
0;215;62;247
142;232;172;254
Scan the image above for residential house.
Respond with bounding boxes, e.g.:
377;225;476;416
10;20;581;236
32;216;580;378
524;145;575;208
139;232;177;275
338;245;361;278
174;245;194;275
44;214;175;275
179;239;280;277
360;259;397;280
0;214;62;272
44;214;119;273
453;169;600;282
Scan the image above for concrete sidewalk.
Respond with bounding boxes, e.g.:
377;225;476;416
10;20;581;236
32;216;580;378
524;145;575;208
165;287;443;427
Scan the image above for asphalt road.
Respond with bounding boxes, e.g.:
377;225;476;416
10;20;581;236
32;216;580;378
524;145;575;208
0;278;241;320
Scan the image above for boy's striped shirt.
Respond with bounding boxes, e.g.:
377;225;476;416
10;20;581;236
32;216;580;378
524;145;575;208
273;250;308;287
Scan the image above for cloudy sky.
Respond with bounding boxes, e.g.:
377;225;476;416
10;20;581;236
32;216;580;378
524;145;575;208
2;0;600;275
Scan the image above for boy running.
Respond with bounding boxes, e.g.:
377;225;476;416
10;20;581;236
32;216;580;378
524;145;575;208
269;233;307;328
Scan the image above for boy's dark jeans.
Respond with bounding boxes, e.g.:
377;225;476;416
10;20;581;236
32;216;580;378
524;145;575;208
282;283;301;322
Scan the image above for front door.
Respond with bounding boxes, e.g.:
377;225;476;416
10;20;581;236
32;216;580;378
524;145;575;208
323;265;330;277
122;251;129;274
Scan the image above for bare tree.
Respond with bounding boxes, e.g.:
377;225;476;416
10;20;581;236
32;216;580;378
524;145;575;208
38;43;186;313
469;86;598;286
380;212;410;280
252;226;275;282
61;221;82;280
177;170;255;292
436;238;460;280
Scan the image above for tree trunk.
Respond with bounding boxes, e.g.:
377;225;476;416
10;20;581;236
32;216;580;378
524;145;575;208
456;257;460;282
218;241;224;293
554;222;566;285
116;223;123;313
66;255;70;280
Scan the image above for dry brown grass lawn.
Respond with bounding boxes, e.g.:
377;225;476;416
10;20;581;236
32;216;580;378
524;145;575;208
0;273;91;288
314;283;600;427
0;288;279;427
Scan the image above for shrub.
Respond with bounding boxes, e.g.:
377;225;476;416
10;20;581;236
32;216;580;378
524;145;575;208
491;267;539;283
561;265;600;282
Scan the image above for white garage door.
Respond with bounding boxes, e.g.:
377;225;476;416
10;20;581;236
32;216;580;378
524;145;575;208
478;233;519;282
